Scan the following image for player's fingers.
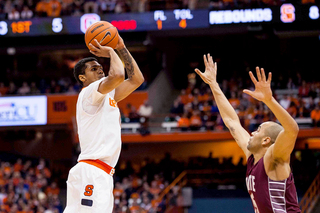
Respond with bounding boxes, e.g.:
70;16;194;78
261;68;266;81
89;51;98;56
89;43;99;51
256;67;262;81
203;54;208;67
195;68;203;75
214;62;217;71
243;89;253;97
267;72;272;83
249;71;258;84
93;39;102;48
208;54;214;65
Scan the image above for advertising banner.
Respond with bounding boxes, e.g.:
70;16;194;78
0;96;47;126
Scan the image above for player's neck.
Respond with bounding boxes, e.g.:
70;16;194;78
253;151;266;165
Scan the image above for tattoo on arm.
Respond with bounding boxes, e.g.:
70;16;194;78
119;48;134;79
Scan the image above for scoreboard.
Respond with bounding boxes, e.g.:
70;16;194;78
0;4;319;37
0;9;208;37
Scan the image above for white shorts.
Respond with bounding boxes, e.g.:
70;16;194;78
63;162;114;213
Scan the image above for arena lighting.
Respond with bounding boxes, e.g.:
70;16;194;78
209;8;273;24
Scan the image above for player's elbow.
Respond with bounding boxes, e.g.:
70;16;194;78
110;70;125;83
291;123;299;136
136;75;145;86
285;124;299;138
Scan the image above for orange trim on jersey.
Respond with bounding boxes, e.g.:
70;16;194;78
79;159;115;176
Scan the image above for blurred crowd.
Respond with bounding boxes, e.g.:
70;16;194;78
0;158;62;213
166;73;320;131
1;0;316;20
112;143;320;212
1;146;319;213
0;79;81;96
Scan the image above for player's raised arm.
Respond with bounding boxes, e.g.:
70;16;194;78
243;67;299;163
89;39;125;94
195;54;251;159
112;36;144;102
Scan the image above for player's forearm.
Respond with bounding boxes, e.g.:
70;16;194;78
109;49;125;79
209;82;240;127
264;97;299;135
117;47;144;85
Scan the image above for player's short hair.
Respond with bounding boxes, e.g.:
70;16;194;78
264;122;284;144
74;57;98;86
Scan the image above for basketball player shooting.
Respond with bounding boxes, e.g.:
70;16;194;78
195;54;301;213
64;37;144;213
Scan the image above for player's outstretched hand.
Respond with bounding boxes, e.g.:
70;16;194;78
195;53;217;85
243;67;273;103
89;39;114;58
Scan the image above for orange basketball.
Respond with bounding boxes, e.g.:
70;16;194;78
85;21;119;50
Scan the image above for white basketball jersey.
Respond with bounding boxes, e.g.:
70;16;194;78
76;78;121;168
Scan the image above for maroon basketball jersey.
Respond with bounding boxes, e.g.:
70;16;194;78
246;155;301;213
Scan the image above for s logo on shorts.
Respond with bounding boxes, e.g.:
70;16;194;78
84;184;94;196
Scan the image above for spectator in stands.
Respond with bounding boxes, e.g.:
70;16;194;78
287;101;298;118
170;97;184;115
299;80;310;97
98;0;117;14
177;112;190;131
61;0;73;16
48;80;61;94
228;91;240;109
0;82;8;96
137;0;147;12
297;97;310;117
286;77;296;90
115;0;131;13
84;0;98;13
279;94;291;110
311;104;320;127
72;0;84;16
128;106;140;123
21;5;33;19
35;0;48;17
65;85;77;94
47;0;62;17
138;100;153;135
30;82;40;94
179;89;193;105
3;0;13;16
189;110;202;130
17;82;31;95
8;5;20;20
209;0;224;13
203;111;216;130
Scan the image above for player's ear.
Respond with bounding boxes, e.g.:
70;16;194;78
262;137;271;147
79;74;86;84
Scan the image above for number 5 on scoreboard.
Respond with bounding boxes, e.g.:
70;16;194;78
280;4;295;23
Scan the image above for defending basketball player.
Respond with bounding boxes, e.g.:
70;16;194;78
195;54;301;213
64;37;144;213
